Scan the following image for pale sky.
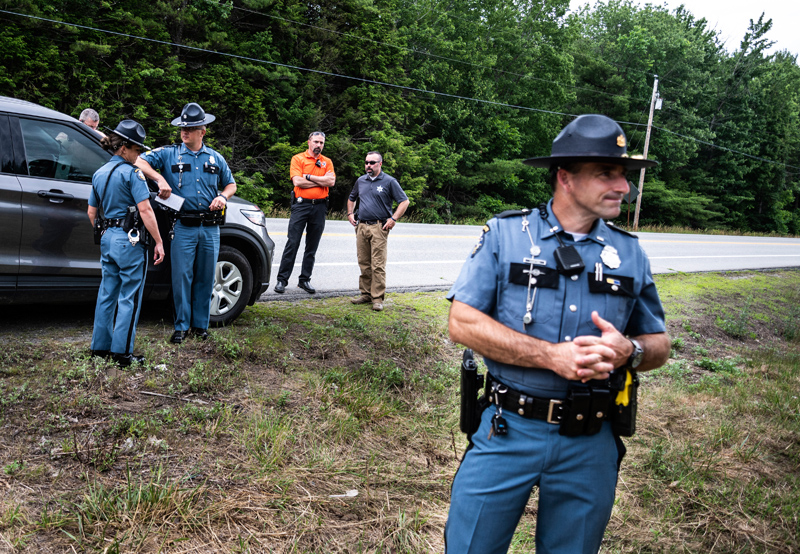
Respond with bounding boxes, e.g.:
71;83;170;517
568;0;799;58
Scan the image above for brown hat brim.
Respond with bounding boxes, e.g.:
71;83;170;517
523;155;657;170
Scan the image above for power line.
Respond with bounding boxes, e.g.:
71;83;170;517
0;8;571;119
199;0;651;107
2;7;797;175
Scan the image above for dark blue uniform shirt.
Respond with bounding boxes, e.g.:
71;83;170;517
447;200;666;399
140;143;234;211
89;155;150;219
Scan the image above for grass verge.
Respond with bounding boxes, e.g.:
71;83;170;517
0;272;798;553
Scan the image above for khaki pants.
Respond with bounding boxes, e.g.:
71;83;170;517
356;222;389;301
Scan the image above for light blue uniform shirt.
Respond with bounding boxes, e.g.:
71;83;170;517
89;156;150;219
447;200;666;398
140;143;234;212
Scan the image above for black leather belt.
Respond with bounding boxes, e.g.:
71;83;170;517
360;219;386;225
106;219;125;228
295;197;327;205
488;375;567;424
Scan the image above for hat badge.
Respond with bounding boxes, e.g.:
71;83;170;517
616;134;626;148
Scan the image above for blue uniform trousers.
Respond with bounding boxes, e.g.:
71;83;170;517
276;201;327;284
91;228;148;355
445;408;620;554
171;222;220;331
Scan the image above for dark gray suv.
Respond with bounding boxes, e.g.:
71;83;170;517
0;96;274;325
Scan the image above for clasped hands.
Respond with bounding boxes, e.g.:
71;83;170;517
554;311;632;383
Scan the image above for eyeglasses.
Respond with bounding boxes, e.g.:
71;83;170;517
309;131;326;138
365;160;381;165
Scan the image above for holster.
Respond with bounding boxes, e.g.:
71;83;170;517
459;349;486;436
608;369;639;437
93;217;106;245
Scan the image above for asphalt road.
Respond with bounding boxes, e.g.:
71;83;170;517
260;218;800;301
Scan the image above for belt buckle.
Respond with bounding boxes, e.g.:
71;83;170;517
547;399;563;424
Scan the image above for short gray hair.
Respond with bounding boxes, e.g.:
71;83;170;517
79;108;99;123
366;151;383;162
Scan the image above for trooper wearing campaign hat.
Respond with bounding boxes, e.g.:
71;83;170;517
136;103;236;344
89;120;166;367
443;114;671;554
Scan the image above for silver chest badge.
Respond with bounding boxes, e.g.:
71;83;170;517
210;156;216;164
600;245;621;269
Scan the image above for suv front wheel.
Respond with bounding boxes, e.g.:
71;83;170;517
210;245;254;327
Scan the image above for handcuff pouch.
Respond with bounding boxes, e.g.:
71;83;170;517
559;384;592;436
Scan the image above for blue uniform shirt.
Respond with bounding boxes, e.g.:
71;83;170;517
140;143;234;212
447;199;666;398
89;156;150;219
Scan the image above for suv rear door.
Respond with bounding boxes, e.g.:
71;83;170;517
0;114;22;300
13;116;110;300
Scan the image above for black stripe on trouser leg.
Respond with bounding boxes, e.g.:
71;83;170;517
123;245;149;355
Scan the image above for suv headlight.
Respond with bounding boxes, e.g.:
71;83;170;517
241;209;266;227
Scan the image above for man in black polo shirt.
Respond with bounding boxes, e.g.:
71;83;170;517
346;151;409;311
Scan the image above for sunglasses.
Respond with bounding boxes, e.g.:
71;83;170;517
365;160;381;165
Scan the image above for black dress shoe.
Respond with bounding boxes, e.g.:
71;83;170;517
90;349;111;359
274;281;286;294
298;281;316;294
191;327;209;340
111;353;145;367
170;330;188;344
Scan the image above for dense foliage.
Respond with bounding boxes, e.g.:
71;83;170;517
1;0;798;231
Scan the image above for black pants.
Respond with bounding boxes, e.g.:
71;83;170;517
277;201;327;284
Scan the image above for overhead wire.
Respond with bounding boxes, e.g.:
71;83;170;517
1;7;797;174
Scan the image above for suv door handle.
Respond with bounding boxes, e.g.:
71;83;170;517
38;190;75;203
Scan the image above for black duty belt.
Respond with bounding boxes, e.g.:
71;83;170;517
295;197;327;205
487;375;567;424
360;219;386;225
106;219;125;228
178;212;224;226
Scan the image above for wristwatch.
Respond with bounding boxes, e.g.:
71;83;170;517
626;338;644;369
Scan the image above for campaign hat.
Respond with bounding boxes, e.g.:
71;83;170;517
171;102;216;127
109;119;150;150
523;114;657;170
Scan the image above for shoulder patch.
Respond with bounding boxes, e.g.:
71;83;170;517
606;221;638;238
495;208;532;219
135;168;146;181
471;224;491;257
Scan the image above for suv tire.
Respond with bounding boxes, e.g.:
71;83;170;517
210;245;253;327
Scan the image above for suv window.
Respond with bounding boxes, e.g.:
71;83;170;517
19;118;108;182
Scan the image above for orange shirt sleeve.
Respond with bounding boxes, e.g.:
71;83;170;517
289;153;304;180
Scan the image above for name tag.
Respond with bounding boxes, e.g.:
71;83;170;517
203;163;220;174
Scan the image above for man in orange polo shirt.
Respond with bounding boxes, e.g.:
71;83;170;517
274;131;336;294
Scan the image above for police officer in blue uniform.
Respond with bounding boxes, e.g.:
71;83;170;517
88;120;166;366
136;103;236;344
444;115;671;554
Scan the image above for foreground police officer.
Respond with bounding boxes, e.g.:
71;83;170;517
88;120;165;366
444;114;671;553
136;103;236;343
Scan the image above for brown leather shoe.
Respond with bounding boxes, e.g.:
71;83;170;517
372;302;384;311
350;295;371;304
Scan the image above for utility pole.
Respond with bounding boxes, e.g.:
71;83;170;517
633;75;658;231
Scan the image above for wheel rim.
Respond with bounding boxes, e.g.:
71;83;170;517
211;260;243;316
